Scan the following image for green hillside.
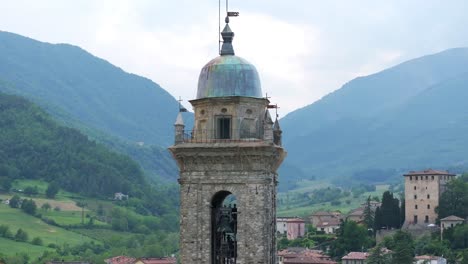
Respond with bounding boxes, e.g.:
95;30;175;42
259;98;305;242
280;48;468;187
0;93;179;262
0;31;193;182
0;92;178;214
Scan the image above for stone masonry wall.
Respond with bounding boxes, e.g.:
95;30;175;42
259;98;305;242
171;142;285;264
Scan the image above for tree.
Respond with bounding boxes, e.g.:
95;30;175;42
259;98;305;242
9;195;21;208
330;220;373;258
0;177;12;191
380;191;401;229
363;196;374;230
14;228;28;242
46;182;60;199
31;236;43;246
435;178;468;221
374;206;382;231
21;199;37;215
400;197;405;226
41;202;51;211
391;230;414;264
24;186;38;196
367;243;392;264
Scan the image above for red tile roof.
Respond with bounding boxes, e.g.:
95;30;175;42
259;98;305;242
415;255;442;260
316;219;341;228
105;256;136;264
440;215;464;221
403;169;455;176
341;252;369;260
284;256;337;264
137;258;177;264
287;218;305;223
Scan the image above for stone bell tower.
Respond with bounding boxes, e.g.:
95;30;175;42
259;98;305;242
169;17;286;264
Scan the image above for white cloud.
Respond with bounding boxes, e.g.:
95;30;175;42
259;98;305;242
1;0;467;115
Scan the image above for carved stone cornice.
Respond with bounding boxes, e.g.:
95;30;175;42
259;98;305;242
169;141;286;173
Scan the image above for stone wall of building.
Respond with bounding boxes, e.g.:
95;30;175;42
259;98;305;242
404;171;455;226
171;142;285;264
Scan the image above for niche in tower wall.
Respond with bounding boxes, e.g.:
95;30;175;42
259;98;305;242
212;192;237;264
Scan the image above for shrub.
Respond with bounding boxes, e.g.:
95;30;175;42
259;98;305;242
46;182;59;199
0;224;10;237
24;186;39;196
31;237;43;246
41;202;52;211
9;195;21;208
21;199;37;215
47;243;57;248
14;228;28;242
54;206;61;211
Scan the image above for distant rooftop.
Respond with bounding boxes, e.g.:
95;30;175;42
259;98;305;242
440;215;464;221
403;169;455;176
342;252;369;260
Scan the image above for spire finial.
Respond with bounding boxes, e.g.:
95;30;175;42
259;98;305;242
220;10;239;56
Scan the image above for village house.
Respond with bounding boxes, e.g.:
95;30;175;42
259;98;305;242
440;215;465;240
287;218;306;240
341;252;368;264
277;217;295;236
414;255;447;264
310;211;341;227
345;207;364;223
316;218;341;234
114;192;129;201
278;248;336;264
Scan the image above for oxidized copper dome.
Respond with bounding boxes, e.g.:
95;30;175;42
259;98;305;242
196;55;262;99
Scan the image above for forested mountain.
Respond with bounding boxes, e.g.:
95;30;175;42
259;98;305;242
281;48;468;185
0;92;177;215
0;31;193;182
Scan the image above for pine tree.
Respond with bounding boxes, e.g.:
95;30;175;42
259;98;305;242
363;196;374;229
374;206;382;231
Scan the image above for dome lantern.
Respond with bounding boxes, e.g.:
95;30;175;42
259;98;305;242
196;21;262;99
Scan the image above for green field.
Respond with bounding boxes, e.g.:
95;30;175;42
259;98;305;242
41;210;108;227
0;205;96;248
277;184;390;217
12;179;82;201
73;228;136;244
0;237;51;259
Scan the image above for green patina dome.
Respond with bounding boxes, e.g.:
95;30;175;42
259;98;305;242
196;55;262;99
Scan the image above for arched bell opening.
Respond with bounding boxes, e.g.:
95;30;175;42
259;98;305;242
211;191;238;264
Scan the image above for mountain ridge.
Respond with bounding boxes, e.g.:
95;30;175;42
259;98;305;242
281;47;468;185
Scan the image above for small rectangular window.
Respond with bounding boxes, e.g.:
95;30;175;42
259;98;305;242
425;215;429;223
427;204;430;209
216;116;231;139
427;194;430;199
414;186;416;190
414;195;417;199
414;215;418;224
432;176;434;180
410;176;413;181
425;176;428;180
415;205;418;209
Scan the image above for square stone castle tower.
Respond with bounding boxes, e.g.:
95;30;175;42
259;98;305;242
169;17;286;264
403;169;455;227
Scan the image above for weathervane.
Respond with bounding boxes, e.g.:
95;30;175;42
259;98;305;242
219;0;239;55
178;96;187;112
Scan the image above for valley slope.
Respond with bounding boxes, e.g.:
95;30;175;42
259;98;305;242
281;48;468;185
0;31;193;181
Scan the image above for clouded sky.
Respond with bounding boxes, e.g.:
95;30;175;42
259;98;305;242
1;0;467;115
